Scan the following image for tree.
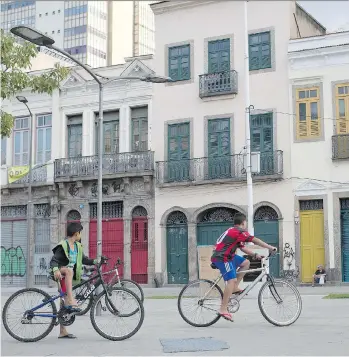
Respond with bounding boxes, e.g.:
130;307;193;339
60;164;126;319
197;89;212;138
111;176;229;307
1;30;70;138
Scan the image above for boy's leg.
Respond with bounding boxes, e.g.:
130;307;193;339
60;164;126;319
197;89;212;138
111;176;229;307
214;261;237;316
59;267;76;306
234;256;250;288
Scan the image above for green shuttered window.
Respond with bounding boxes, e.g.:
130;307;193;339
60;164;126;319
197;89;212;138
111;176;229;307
168;45;190;81
249;31;271;71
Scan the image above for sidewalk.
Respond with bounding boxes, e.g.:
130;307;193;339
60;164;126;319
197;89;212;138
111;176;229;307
2;284;349;299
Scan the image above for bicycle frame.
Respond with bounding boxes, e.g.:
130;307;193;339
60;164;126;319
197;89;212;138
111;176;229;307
29;261;119;319
202;256;280;303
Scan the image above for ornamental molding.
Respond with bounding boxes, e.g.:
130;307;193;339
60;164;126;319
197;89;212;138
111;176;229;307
151;0;218;14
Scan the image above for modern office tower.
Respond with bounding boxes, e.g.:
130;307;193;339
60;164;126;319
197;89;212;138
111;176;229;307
1;0;156;67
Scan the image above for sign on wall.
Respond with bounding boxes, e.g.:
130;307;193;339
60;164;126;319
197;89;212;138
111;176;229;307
8;166;29;183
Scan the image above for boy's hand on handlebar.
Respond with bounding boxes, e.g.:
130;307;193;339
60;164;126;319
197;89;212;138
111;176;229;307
269;247;277;255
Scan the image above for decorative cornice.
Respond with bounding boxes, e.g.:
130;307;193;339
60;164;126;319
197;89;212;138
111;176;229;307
151;0;218;14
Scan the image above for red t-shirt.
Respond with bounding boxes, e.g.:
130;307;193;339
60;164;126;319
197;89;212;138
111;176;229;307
211;226;254;262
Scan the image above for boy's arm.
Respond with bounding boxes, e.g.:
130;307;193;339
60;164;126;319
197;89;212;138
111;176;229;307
240;246;257;256
82;253;98;266
252;237;276;251
50;247;62;272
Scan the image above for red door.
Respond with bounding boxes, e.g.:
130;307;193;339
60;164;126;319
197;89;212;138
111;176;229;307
131;217;148;284
89;218;124;280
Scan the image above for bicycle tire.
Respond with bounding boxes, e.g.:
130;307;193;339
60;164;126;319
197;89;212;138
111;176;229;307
178;279;223;327
116;279;145;303
90;287;144;341
2;288;57;342
258;278;302;327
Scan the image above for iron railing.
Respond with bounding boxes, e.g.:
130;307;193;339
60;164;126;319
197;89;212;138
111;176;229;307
12;165;47;184
199;69;238;98
332;134;349;160
156;150;283;185
54;151;154;179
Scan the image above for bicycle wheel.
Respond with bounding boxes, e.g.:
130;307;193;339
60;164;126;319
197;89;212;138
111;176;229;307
258;278;302;327
2;288;57;342
90;287;144;341
117;279;144;303
178;279;223;327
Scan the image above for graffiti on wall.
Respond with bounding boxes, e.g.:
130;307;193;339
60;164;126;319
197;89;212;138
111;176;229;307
1;246;26;277
280;243;300;281
34;255;50;275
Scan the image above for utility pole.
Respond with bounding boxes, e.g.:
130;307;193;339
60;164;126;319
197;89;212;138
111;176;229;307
243;1;254;236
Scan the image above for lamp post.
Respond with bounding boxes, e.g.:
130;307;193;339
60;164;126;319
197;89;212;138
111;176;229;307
11;26;172;301
16;95;34;288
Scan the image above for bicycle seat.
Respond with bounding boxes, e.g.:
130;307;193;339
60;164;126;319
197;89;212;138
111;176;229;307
210;263;218;270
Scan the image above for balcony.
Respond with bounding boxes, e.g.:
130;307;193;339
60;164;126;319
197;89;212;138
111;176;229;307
54;151;154;181
156;151;283;186
199;70;238;98
332;134;349;160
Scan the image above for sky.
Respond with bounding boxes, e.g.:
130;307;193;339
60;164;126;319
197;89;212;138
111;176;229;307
298;1;349;32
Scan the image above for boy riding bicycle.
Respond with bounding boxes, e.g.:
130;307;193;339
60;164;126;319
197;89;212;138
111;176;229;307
211;213;277;322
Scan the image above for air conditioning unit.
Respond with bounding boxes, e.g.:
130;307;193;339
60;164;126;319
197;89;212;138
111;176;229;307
243;152;260;174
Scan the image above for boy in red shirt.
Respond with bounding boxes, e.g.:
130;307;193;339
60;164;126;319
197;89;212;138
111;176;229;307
211;213;277;322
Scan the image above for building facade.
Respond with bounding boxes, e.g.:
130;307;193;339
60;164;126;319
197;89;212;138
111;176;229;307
1;0;155;67
1;56;156;287
288;30;349;283
150;0;324;285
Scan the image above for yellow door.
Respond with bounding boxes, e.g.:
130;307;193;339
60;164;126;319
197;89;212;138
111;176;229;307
300;210;325;283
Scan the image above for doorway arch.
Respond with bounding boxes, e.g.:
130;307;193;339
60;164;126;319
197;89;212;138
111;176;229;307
197;207;240;246
166;211;188;284
254;205;280;277
131;206;148;284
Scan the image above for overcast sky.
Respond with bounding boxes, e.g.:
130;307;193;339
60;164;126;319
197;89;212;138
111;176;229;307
298;1;349;32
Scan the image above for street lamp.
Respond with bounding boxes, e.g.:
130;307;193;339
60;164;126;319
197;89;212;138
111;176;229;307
11;26;172;294
16;95;34;288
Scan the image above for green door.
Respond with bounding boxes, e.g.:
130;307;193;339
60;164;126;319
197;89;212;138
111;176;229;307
250;113;273;175
341;199;349;282
197;222;232;246
254;206;279;277
208;39;230;94
208;39;230;73
167;224;189;284
167;123;190;182
208;119;231;179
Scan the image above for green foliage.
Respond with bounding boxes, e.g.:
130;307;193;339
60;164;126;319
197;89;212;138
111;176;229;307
1;30;70;138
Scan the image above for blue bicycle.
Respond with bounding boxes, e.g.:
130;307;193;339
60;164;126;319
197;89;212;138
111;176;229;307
2;256;144;342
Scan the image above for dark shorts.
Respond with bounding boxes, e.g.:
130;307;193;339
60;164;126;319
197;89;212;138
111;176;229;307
213;255;246;281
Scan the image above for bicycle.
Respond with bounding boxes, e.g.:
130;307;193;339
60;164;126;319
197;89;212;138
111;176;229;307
2;256;145;342
178;251;302;327
74;257;144;316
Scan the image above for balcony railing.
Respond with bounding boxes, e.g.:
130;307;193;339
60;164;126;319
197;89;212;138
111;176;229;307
12;165;47;184
54;151;154;179
199;70;238;98
332;134;349;160
156;151;283;185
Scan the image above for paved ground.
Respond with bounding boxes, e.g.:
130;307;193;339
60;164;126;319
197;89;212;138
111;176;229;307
1;286;349;356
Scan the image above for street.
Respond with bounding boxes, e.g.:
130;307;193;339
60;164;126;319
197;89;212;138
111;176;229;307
1;287;349;356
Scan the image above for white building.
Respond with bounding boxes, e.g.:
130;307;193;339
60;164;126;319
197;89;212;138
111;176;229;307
1;56;156;288
1;1;156;67
288;30;349;283
150;0;325;285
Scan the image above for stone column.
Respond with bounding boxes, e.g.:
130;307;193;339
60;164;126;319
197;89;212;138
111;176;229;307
147;216;156;287
82;110;94;157
123;218;132;279
188;223;198;281
119;105;131;152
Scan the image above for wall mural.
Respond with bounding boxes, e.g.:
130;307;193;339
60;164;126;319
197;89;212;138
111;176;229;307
1;246;26;277
280;243;300;281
